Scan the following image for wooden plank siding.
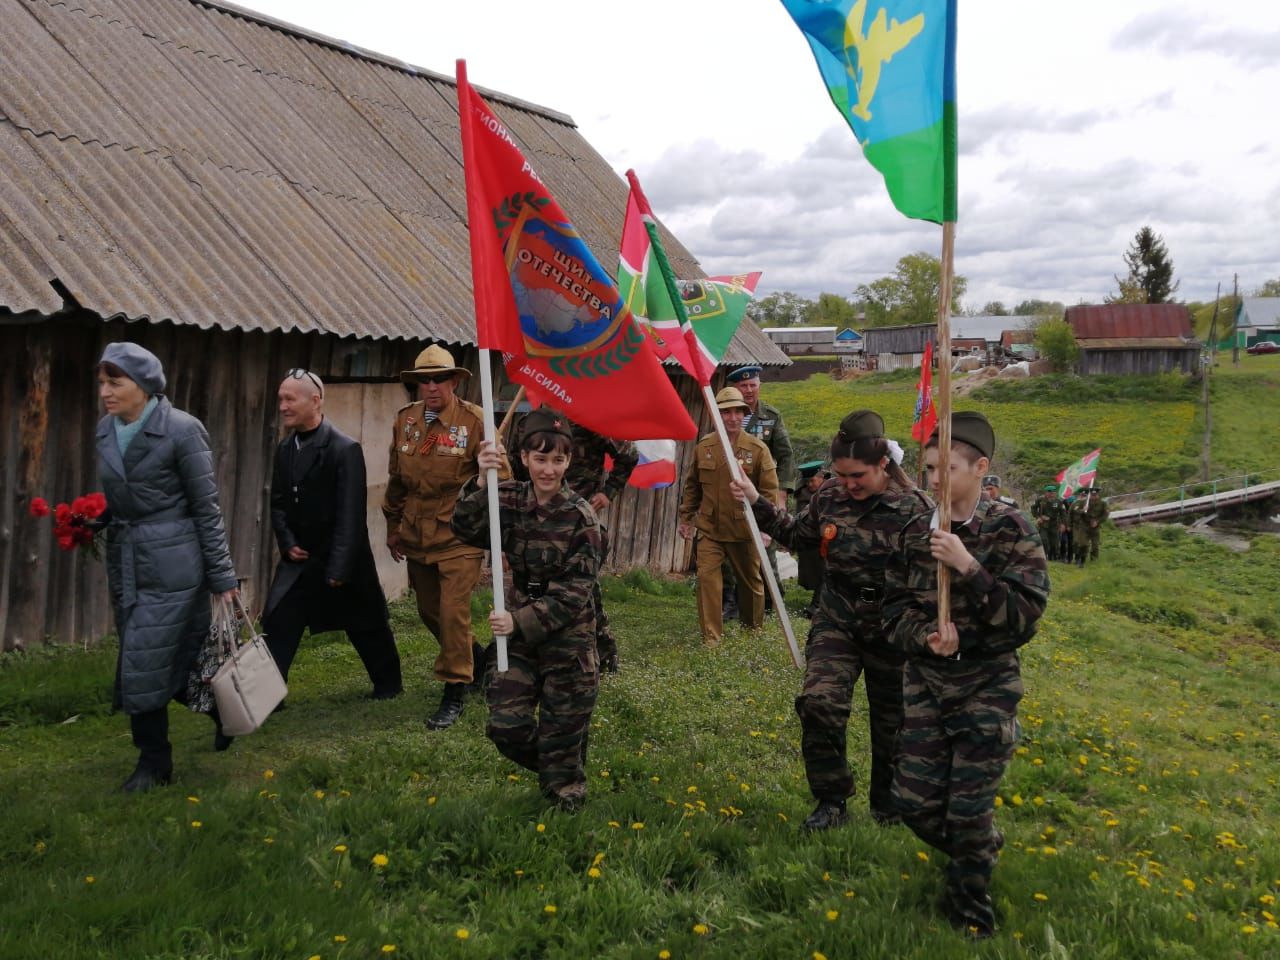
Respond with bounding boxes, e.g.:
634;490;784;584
2;317;726;648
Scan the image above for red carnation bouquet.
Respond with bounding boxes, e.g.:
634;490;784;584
30;492;108;554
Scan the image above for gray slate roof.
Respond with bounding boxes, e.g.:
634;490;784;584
1237;298;1280;331
0;0;787;366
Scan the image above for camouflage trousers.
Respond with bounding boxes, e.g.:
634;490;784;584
1036;523;1056;561
795;613;906;816
893;655;1022;920
592;579;616;663
484;634;599;804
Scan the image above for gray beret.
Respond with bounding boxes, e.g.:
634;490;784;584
99;342;166;395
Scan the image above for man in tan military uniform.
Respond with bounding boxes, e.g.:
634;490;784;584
678;387;779;646
383;345;507;730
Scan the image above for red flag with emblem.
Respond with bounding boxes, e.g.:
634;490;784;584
911;340;938;442
456;63;695;441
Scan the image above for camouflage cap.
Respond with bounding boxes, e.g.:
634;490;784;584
931;410;995;459
983;474;1002;488
522;408;572;439
837;409;884;443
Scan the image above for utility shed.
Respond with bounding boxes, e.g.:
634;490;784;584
1065;304;1199;376
861;323;935;371
0;0;787;649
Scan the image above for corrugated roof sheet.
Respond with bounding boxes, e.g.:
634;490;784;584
1238;297;1280;330
1076;337;1199;350
1065;303;1193;340
0;0;787;365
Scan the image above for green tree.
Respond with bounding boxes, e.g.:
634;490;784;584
1033;317;1079;372
748;291;814;327
853;252;968;328
1108;226;1179;304
1253;277;1280;298
981;300;1009;316
1013;298;1065;318
813;292;858;327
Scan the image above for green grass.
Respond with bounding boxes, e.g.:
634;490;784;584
3;528;1279;958
769;356;1280;498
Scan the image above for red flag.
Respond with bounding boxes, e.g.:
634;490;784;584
911;340;938;442
456;63;695;441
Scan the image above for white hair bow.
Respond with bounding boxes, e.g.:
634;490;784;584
885;439;905;465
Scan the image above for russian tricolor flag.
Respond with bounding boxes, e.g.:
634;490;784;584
628;439;677;489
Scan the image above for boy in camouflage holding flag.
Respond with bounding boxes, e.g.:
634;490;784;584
451;411;605;811
883;412;1051;938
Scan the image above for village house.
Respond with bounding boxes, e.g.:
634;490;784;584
1064;303;1199;375
0;0;786;649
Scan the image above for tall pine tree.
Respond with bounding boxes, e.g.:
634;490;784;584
1108;226;1179;304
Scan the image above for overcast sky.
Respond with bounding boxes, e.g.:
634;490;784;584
244;0;1279;309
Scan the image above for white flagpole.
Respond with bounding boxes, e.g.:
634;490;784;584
477;348;509;674
702;384;802;670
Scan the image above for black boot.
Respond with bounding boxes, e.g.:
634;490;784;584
467;642;490;695
426;682;466;730
802;798;849;831
121;764;172;793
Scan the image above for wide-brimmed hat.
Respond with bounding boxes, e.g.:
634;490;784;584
400;345;470;384
715;386;749;411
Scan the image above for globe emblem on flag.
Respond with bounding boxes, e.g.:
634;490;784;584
507;216;626;358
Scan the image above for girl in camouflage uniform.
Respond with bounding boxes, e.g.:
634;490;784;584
732;410;930;831
451;410;605;811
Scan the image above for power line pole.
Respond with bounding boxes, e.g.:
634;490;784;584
1201;283;1219;481
1231;273;1240;367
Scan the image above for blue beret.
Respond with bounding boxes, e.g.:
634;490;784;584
726;365;762;383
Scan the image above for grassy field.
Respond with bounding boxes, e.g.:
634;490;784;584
768;355;1280;499
2;529;1279;959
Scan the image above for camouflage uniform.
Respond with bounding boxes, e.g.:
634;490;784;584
1030;491;1060;562
883;499;1050;934
451;478;605;806
1079;490;1108;561
1068;496;1092;565
756;478;931;819
511;409;638;666
793;472;825;594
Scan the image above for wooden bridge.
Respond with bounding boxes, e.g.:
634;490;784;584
1108;473;1280;526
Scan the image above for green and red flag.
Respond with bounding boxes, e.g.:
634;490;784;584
618;170;760;386
910;339;937;441
779;0;957;223
1056;448;1101;498
456;67;695;441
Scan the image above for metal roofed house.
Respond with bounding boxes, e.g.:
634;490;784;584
0;0;787;649
760;325;839;356
1064;303;1200;376
1232;298;1280;348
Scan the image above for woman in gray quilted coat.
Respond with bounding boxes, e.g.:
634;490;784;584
94;342;239;793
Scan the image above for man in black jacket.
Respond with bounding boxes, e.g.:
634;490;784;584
262;370;402;698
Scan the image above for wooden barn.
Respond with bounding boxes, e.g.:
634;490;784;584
0;0;787;649
861;323;936;371
1065;304;1199;376
760;325;838;357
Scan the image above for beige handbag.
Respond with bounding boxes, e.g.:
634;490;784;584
211;595;287;736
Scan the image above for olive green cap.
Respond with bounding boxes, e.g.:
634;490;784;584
837;409;884;443
521;409;572;439
932;411;995;459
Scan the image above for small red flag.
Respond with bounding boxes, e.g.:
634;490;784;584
456;62;695;441
911;340;938;442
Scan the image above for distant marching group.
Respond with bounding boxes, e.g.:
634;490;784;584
87;341;1081;938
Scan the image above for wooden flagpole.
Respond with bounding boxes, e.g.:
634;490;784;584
935;221;956;627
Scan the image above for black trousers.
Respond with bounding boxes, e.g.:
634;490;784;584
130;707;172;773
263;584;402;692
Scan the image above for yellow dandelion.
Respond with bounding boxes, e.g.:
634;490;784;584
686;785;698;794
600;770;610;778
900;872;910;881
333;844;348;854
1042;847;1058;856
592;852;606;866
333;880;343;889
371;853;389;868
84;876;95;885
34;841;46;855
263;769;274;779
658;951;671;960
608;821;621;828
632;822;645;831
814;953;828;960
1034;892;1048;902
1032;795;1045;805
916;851;929;862
339;789;351;798
1185;912;1197;922
427;796;437;806
1106;819;1120;827
455;928;470;940
313;790;326;800
536;823;546;833
994;795;1004;808
777;812;789;822
1137;784;1148;793
1261;894;1277;906
692;923;709;936
514;869;524;877
844;890;856;898
308;955;321;960
381;945;397;954
1182;878;1196;892
1011;793;1024;806
826;909;839;921
186;796;200;804
263;836;274;845
1078;755;1088;766
588;867;602;879
334;935;348;943
190;820;202;829
651;776;661;783
544;904;557;915
1241;925;1257;935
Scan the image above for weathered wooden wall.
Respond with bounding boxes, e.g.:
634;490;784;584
1078;348;1199;376
2;316;725;648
